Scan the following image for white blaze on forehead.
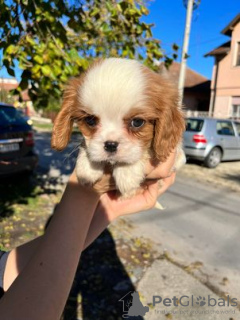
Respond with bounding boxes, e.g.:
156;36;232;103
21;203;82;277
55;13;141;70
79;58;146;117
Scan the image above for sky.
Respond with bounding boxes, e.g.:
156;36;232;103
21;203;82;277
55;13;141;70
0;0;239;81
145;0;240;79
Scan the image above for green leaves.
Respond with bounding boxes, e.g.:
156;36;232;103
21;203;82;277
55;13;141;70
0;0;175;109
34;56;44;65
41;65;52;77
5;45;18;55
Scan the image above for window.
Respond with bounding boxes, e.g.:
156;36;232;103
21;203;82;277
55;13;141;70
216;121;235;136
234;122;240;136
0;106;27;126
232;105;240;118
235;42;240;66
185;119;204;132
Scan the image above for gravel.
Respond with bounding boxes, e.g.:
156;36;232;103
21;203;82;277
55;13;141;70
179;160;240;193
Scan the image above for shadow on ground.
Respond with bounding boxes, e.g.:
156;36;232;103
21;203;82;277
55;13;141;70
44;214;144;320
221;173;240;186
34;131;80;177
186;158;204;167
0;173;39;219
0;170;62;219
62;229;143;320
0;131;80;219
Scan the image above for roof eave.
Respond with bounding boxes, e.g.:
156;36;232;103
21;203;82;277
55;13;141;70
204;51;229;57
221;13;240;36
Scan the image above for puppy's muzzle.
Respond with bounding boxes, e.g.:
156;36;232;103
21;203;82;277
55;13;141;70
104;141;119;153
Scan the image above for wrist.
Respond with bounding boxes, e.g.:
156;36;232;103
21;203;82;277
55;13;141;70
96;201;115;223
64;176;100;210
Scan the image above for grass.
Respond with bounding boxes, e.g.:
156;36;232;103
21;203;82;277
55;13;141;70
32;120;53;131
0;174;60;250
32;120;80;134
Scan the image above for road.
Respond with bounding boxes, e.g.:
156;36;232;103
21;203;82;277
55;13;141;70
127;175;240;301
35;130;240;300
34;131;81;185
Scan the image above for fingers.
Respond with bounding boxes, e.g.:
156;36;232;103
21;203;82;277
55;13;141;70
158;172;176;196
139;180;160;210
141;173;175;210
93;173;116;194
146;150;177;180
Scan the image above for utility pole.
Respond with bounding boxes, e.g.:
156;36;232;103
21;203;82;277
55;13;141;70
178;0;200;105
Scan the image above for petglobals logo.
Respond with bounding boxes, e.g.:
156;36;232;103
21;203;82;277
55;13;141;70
119;291;149;318
152;295;238;308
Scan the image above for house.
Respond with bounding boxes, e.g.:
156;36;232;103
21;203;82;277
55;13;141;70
205;13;240;119
0;78;34;116
166;62;211;113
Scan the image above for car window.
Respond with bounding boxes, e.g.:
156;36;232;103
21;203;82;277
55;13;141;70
0;106;27;126
186;119;204;132
234;122;240;136
216;121;235;136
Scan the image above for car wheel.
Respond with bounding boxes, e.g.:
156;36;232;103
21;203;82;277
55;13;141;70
204;147;222;168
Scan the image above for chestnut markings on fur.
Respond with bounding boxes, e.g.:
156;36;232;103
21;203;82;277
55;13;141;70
51;77;83;150
142;67;185;161
51;58;185;195
123;107;155;150
52;60;105;150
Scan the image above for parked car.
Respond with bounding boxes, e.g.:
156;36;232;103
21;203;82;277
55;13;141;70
0;103;38;175
18;109;33;126
183;117;240;168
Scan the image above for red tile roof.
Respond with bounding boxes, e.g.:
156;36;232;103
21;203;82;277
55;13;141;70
165;62;209;87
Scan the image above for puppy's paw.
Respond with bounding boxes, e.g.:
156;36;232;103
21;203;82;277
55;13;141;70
76;164;104;186
76;149;104;186
113;161;145;198
120;188;138;199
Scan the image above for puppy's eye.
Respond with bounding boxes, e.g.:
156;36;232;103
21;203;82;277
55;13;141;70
130;118;145;128
84;115;97;127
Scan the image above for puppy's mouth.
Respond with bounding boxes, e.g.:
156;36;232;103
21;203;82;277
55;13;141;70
105;153;119;165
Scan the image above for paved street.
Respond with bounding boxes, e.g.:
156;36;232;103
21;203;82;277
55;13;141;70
128;175;240;301
35;130;240;303
34;131;81;184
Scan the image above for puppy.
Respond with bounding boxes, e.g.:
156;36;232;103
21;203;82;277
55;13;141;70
52;58;185;197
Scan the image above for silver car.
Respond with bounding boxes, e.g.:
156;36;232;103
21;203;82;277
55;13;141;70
183;117;240;168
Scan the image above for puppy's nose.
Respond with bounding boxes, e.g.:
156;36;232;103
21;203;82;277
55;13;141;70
104;141;119;153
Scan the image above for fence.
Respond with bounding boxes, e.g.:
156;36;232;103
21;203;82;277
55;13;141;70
184;110;240;121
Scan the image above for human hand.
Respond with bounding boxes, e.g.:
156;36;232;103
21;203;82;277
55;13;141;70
92;150;176;194
97;151;177;220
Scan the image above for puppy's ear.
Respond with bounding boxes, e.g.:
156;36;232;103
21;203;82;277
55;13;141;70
51;78;81;151
150;74;185;162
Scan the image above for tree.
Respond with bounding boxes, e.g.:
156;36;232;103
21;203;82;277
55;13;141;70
0;87;15;104
0;0;177;109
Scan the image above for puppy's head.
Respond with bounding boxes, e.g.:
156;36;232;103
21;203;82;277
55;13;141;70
52;58;185;164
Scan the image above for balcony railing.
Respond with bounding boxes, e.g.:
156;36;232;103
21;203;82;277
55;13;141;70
184;110;240;121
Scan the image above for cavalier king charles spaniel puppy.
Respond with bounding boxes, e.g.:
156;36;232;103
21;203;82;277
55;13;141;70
51;58;185;197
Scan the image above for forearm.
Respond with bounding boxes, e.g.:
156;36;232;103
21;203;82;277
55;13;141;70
3;195;115;292
0;179;99;320
3;206;112;291
83;200;114;249
3;236;42;291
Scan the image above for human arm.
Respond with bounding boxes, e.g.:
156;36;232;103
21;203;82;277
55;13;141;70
3;151;176;294
1;152;176;320
0;176;99;320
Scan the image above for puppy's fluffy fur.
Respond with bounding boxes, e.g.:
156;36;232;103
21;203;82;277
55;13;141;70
52;58;185;196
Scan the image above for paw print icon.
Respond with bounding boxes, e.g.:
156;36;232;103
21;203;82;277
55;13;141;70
196;296;206;307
